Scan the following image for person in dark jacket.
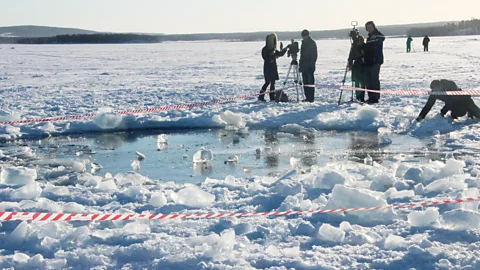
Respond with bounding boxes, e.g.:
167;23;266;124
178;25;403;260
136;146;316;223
348;35;366;102
416;79;480;121
423;35;430;52
406;35;413;53
259;33;288;102
299;29;318;102
363;21;385;104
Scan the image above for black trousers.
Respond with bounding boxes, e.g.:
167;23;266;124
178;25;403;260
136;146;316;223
444;100;480;119
302;70;315;102
364;64;381;102
260;79;276;101
424;45;429;52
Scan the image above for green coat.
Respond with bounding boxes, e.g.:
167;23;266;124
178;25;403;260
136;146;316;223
407;37;413;46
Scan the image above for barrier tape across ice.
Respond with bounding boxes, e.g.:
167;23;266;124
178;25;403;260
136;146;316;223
0;87;292;126
1;197;479;222
2;84;480;126
337;85;480;96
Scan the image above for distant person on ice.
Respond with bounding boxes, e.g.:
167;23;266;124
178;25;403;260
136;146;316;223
423;35;430;52
299;29;318;103
363;21;385;104
259;33;288;102
348;35;366;102
406;35;413;53
416;79;480;122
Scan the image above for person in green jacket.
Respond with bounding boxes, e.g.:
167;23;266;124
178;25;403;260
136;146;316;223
406;35;413;53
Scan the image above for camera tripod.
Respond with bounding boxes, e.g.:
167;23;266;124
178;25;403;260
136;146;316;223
282;57;304;102
338;65;355;105
338;21;359;105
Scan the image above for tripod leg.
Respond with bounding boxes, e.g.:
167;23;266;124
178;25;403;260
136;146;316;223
351;81;354;102
279;64;294;102
283;64;293;87
338;64;349;105
293;68;299;102
296;67;305;101
297;69;301;102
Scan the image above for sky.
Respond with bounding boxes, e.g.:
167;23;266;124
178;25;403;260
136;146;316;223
1;0;479;34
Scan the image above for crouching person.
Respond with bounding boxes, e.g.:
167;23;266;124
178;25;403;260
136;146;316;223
416;79;480;121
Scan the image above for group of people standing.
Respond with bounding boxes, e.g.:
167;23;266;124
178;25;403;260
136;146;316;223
260;21;385;105
258;21;480;122
407;35;430;52
259;30;317;102
347;21;385;104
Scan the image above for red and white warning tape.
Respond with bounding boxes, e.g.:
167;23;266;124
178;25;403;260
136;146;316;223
2;84;480;126
1;196;478;222
0;113;97;126
0;87;292;126
338;85;480;96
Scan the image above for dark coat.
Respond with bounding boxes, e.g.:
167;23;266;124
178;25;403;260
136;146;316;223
262;46;287;81
423;37;430;46
418;90;480;119
299;37;317;72
364;30;385;66
348;44;365;82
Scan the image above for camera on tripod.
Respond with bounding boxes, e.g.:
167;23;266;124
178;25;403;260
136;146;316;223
338;21;361;105
349;21;360;43
287;39;300;61
281;39;303;102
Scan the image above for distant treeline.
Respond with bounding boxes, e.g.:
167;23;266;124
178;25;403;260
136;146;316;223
407;18;480;37
1;20;478;44
14;33;162;44
0;30;368;44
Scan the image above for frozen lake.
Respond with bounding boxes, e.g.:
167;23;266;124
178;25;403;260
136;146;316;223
1;36;480;140
1;36;480;269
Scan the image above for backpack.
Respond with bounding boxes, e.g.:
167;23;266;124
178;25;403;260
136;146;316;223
275;91;289;102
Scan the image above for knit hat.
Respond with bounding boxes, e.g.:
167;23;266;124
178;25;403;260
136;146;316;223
301;29;310;37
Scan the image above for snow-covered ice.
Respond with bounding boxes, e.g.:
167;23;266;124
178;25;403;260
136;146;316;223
175;185;215;208
1;36;480;269
0;167;37;186
408;208;440;227
149;192;167;208
441;209;480;230
317;223;346;243
384;234;408;250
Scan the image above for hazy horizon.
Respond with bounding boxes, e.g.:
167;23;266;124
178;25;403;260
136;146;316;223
1;0;479;34
0;20;460;35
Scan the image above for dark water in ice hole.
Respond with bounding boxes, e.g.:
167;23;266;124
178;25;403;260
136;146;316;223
1;128;452;184
4;128;449;184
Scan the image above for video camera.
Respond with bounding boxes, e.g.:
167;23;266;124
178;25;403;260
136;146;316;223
287;39;300;60
349;21;360;43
